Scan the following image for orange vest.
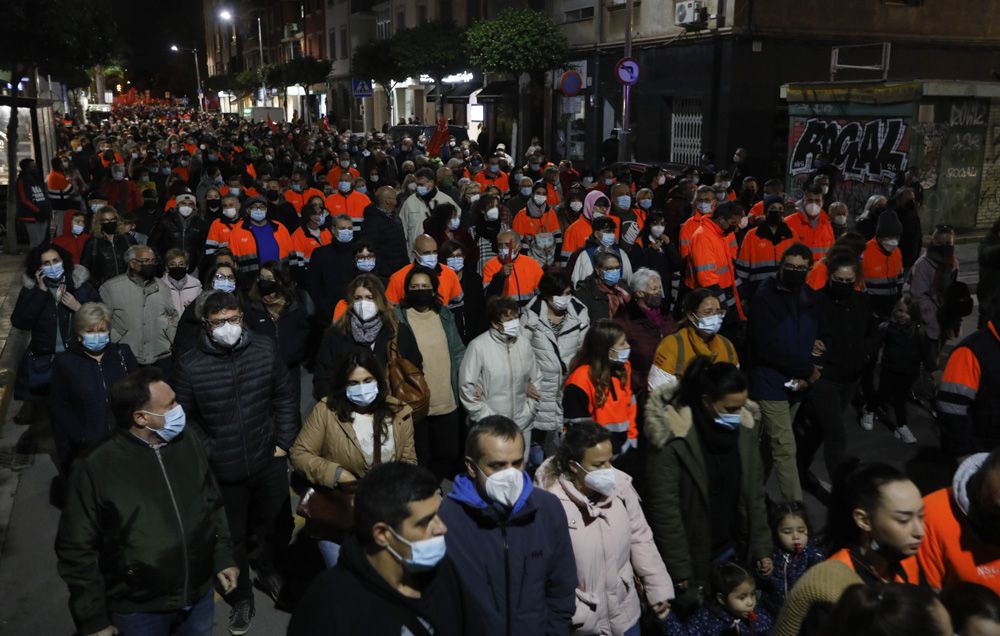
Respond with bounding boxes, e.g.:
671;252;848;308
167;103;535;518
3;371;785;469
679;211;708;261
565;363;638;441
324;191;370;231
325;166;360;187
918;487;1000;594
205;218;238;254
227;220;294;274
511;208;562;244
482;255;543;304
827;548;920;585
686;220;744;318
862;239;903;298
474;170;510;194
560;216;620;264
785;210;835;260
290;226;333;268
284;187;325;213
385;263;464;307
735;226;796;290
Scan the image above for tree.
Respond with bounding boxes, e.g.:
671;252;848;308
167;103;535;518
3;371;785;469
393;20;466;121
352;39;403;125
277;56;331;126
466;8;568;154
0;0;117;253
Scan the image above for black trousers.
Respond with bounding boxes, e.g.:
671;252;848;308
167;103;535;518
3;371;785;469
217;456;293;605
797;377;857;479
414;409;462;483
874;369;918;430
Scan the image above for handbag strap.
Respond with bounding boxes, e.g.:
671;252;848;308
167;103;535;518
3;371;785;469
373;414;382;466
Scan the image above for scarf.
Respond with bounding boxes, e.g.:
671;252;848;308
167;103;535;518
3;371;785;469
350;314;383;345
596;278;631;317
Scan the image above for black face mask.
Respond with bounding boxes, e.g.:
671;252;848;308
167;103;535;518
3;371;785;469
766;211;784;226
258;279;280;297
137;264;157;281
266;190;280;201
206;199;221;211
101;220;118;235
405;289;435;309
781;269;807;292
829;280;855;300
928;244;954;261
167;266;187;281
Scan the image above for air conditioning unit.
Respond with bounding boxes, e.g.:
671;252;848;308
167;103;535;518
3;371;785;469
675;0;705;28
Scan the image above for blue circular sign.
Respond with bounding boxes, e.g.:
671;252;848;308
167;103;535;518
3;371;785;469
559;70;583;97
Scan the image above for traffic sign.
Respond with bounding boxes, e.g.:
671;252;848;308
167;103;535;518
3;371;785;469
558;70;583;97
615;57;640;86
352;79;373;98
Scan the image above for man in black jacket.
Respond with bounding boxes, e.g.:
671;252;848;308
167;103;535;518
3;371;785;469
173;291;300;635
56;367;238;636
288;462;483;636
358;185;408;274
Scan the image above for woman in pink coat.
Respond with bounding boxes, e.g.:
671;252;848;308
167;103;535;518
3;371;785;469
536;421;674;635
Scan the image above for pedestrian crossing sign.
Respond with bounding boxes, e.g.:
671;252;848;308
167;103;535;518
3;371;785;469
352;80;373;97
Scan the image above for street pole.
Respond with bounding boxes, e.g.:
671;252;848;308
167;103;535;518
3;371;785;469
617;0;633;163
192;48;204;112
258;16;266;106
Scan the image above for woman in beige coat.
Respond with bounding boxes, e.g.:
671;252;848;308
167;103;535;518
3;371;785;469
290;348;416;566
536;421;673;635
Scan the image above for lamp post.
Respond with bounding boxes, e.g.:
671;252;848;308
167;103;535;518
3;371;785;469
220;9;267;107
171;44;204;112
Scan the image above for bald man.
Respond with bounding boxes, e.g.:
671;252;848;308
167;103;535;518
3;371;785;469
482;230;544;305
385;234;466;310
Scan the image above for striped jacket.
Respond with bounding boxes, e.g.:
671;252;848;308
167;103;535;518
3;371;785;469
227;219;293;278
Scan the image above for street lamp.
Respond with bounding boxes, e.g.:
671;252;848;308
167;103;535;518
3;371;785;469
170;44;205;112
219;9;267;106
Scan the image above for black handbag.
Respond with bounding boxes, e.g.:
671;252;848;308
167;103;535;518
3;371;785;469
25;351;56;389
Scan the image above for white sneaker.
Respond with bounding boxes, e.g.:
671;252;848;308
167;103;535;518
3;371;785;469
894;425;918;444
860;410;875;431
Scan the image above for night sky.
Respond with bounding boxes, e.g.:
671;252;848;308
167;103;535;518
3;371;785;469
111;0;206;99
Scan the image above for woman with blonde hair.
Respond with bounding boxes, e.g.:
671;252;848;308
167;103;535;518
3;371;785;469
82;205;136;287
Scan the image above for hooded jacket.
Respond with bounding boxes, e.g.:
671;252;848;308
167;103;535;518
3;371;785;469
11;265;100;357
643;383;770;588
287;537;484;636
458;327;541;430
918;453;1000;595
520;295;590;432
535;458;673;635
560;191;619;265
438;473;577;636
172;329;300;482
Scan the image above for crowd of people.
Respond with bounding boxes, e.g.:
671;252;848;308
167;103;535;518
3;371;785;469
8;104;999;635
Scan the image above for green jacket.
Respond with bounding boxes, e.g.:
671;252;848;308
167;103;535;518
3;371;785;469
642;384;770;590
397;305;466;404
56;429;234;634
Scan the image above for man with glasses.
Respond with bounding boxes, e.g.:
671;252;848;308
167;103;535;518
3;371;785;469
172;290;300;635
99;244;179;372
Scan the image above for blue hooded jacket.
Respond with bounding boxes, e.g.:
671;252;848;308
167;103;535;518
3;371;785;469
438;473;577;636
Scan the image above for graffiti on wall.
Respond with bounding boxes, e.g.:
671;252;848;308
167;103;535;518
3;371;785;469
788;117;909;183
976;104;1000;227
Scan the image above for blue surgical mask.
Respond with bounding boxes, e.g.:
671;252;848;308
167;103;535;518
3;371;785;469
448;217;460;231
41;262;65;280
356;257;376;272
600;232;616;247
446;256;464;272
141;404;187;442
339;181;352;193
416;185;429;196
213;278;237;293
81;331;110;353
337;228;354;243
346;381;379;407
356;186;367;195
602;269;621;286
714;412;742;430
616;195;632;209
639;199;652;210
250;208;267;222
417;253;438;268
520;186;532;197
387;526;447;572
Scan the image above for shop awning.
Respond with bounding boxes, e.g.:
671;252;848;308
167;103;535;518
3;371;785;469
475;80;517;103
426;79;483;103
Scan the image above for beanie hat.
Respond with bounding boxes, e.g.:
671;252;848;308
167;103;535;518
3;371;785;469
763;194;784;211
875;210;903;237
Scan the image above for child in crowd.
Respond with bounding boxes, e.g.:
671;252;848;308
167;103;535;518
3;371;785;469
664;562;773;635
864;295;926;444
761;501;825;613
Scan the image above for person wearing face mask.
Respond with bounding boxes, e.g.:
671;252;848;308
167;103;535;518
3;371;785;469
773;462;925;636
150;192;209;273
49;302;138;483
910;225;959;357
204;194;242;261
439;240;486;343
358;186;409;275
423;202;478;268
324;151;361;188
172;291;299;630
473;156;510;195
288;462;482;636
630;211;683;315
47;155;80;238
862;210;904;320
325;173;370;234
15;157;54;247
512;182;564;265
98;245;179;371
746;244;822;503
568;215;634;287
226;195;294;285
609;182;644;248
561;187;587;227
644;358;772;611
685;202;746;326
202;186;224;220
468;193;506;274
828;201;850;239
614;267;675;398
53;211;91;265
561;191;621;266
482;230;544;307
574;249;631;323
437;416;576;636
289;199;334;284
283;171;325;215
396;267;466;481
536;422;673;633
399;168;459;249
746;178;784;224
160;248;203;315
99;160;143;214
678;185;718;262
855;193;889;241
797;250;876;487
785;183;834;262
459;296;541;457
734;195;795;303
385;234;465;312
55;367;238;636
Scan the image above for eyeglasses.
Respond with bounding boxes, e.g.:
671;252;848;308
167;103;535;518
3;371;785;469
206;315;242;329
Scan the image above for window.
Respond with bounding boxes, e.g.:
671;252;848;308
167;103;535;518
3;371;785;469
396;9;406;31
329;29;337;60
340;25;348;59
564;7;594;21
376;8;391;40
670;97;703;165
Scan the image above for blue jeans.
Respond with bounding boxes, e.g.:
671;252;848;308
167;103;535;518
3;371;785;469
112;589;214;636
318;540;341;568
623;621;640;636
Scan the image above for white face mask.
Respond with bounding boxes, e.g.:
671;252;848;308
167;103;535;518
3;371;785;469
178;205;194;217
501;318;520;338
468;193;481;204
480;465;524;507
550;293;572;311
223;206;238;219
532;194;547;207
697;202;713;214
805;202;822;217
353;299;378;321
211;322;242;347
695;313;724;335
485;207;500;222
649;225;665;238
569;201;583;212
880;238;899;251
738;216;749;229
831;215;848;227
575;462;616;497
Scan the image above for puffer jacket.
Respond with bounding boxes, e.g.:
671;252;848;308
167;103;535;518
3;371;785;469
99;273;179;365
642;383;771;590
82;233;137;287
535;458;673;635
172;329;300;483
458;327;540;430
520;295;590;431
